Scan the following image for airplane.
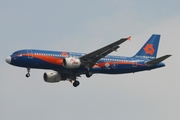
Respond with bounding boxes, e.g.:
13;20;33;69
5;34;171;87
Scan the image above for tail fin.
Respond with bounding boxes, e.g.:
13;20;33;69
134;34;160;60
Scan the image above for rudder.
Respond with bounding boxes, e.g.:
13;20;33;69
134;34;160;60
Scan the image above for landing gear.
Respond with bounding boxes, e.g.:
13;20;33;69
26;73;30;77
26;68;30;78
86;72;93;78
73;81;80;87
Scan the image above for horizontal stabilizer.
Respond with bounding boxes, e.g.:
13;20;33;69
145;55;172;66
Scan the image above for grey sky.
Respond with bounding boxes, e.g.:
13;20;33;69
1;0;180;120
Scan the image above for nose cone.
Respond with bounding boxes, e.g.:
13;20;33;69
5;56;11;64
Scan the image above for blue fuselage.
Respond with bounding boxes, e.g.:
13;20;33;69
8;49;165;75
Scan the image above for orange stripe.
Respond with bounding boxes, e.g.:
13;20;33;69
23;54;144;67
23;54;63;65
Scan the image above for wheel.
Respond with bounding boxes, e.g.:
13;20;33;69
26;73;30;77
86;72;93;78
73;81;80;87
26;68;30;78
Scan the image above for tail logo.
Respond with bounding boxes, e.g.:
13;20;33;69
143;44;154;55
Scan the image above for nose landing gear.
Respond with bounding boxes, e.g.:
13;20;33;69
26;68;30;77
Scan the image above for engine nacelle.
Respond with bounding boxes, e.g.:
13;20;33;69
43;71;61;83
63;58;81;69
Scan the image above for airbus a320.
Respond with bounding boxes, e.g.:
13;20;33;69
5;34;171;87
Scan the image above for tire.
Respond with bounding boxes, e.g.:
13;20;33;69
26;73;30;77
73;81;80;87
86;72;92;78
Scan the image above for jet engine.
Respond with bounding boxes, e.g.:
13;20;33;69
43;71;61;83
63;58;81;69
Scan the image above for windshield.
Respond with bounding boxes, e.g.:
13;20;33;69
13;51;21;56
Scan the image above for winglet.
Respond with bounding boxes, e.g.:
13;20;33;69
127;36;131;40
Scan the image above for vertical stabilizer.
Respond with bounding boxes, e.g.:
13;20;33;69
134;34;160;59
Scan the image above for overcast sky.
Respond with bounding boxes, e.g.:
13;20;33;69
1;0;180;120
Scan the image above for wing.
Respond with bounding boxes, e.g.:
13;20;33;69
80;36;131;69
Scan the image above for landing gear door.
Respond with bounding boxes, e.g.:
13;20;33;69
132;58;137;67
27;49;33;58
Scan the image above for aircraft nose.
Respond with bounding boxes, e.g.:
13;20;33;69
5;56;11;64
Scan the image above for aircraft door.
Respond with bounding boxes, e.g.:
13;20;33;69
27;49;33;58
132;58;137;67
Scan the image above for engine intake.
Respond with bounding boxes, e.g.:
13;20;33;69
43;71;61;83
63;58;81;69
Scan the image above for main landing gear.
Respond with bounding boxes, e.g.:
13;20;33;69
72;72;92;87
73;80;80;87
86;72;93;78
26;68;30;77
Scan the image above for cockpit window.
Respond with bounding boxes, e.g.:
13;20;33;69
13;52;21;56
